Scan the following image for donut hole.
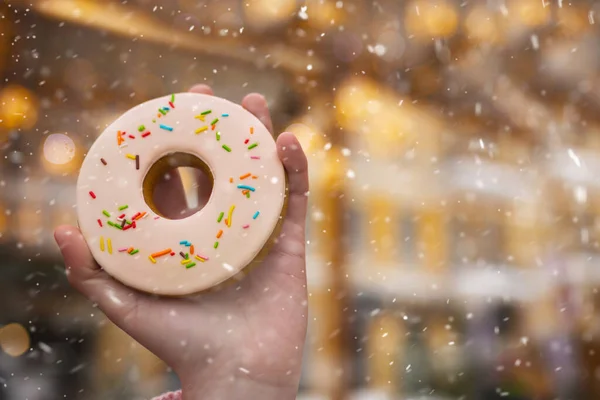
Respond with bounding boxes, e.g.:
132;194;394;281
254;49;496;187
143;152;214;220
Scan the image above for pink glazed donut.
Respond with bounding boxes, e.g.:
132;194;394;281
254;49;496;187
76;93;286;296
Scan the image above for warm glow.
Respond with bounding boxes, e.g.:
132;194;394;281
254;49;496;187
0;323;30;357
41;133;83;175
465;6;503;44
405;0;458;39
0;85;38;130
244;0;297;29
510;0;550;27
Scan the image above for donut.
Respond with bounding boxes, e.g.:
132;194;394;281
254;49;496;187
76;93;286;296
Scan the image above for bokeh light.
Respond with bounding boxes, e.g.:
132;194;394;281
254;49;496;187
43;134;76;165
405;0;458;40
243;0;296;30
0;323;30;357
0;85;38;130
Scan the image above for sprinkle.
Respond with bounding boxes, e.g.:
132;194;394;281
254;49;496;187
154;216;160;220
214;242;219;249
250;127;254;134
152;119;156;123
149;256;157;264
171;93;175;102
169;101;175;109
227;205;235;227
240;173;252;180
100;237;105;252
196;126;208;134
170;252;175;256
224;219;228;226
160;124;174;132
152;249;172;258
102;210;111;217
126;154;136;160
118;214;126;220
118;248;128;252
243;224;250;229
195;115;206;121
180;251;187;259
201;110;212;115
253;211;260;220
108;221;122;230
117;131;124;145
136;155;140;170
211;125;216;131
211;118;219;126
222;113;229;117
107;239;113;254
119;143;129;149
237;185;256;192
138;125;145;132
121;219;127;228
123;224;133;231
128;135;136;139
119;205;129;211
217;212;224;223
89;191;96;199
251;156;261;160
244;139;250;144
159;108;167;115
242;190;250;195
130;249;139;256
252;175;258;179
142;131;151;138
222;145;232;152
140;212;148;219
131;212;141;220
185;242;191;247
246;192;251;199
229;177;234;183
179;240;188;245
216;131;221;141
186;263;197;269
181;259;192;265
97;219;103;227
195;256;206;262
217;230;223;239
248;143;259;150
101;158;107;165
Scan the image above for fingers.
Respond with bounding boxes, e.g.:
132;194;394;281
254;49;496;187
54;225;147;330
188;84;214;95
242;93;274;134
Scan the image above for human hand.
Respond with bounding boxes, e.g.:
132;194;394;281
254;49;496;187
54;85;309;400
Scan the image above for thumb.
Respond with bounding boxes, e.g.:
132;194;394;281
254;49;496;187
54;225;146;330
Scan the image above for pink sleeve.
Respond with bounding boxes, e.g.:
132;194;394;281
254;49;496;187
151;390;182;400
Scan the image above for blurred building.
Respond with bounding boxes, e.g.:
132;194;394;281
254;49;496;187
1;0;600;399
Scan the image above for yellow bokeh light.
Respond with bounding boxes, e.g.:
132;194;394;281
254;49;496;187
40;133;83;176
286;122;324;154
465;6;503;44
405;0;458;40
244;0;297;29
0;85;38;130
0;323;30;357
509;0;550;27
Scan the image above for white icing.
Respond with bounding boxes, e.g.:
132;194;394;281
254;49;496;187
76;93;286;295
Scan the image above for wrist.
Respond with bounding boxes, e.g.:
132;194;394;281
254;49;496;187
179;374;298;400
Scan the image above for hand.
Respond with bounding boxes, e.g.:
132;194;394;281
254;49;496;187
54;85;309;400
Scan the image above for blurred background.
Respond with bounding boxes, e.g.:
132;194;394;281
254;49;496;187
1;0;600;399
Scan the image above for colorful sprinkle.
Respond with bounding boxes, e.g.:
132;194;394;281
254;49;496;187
162;107;170;112
169;101;175;109
160;124;174;132
217;212;224;223
100;237;105;252
108;221;122;230
181;259;192;265
222;145;232;152
130;249;139;255
190;245;195;255
240;173;252;180
126;154;136;160
217;230;223;239
170;252;175;256
246;192;251;199
128;135;136;139
195;255;208;262
142;131;151;138
149;256;157;264
179;240;188;245
159;108;167;116
248;143;259;150
227;205;235;227
244;139;250;144
171;93;175;103
119;248;129;252
212;125;216;131
101;158;107;166
102;210;111;217
201;110;212;115
186;263;197;269
195;115;206;121
97;219;103;227
89;191;96;199
216;131;221;141
251;156;261;160
138;125;145;132
222;113;229;117
243;224;250;229
180;251;187;259
252;175;258;179
152;249;172;258
119;205;129;211
230;177;234;183
196;126;208;134
211;118;219;126
250;127;254;134
107;239;113;254
253;211;260;219
136;155;140;170
237;185;256;192
214;242;219;249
